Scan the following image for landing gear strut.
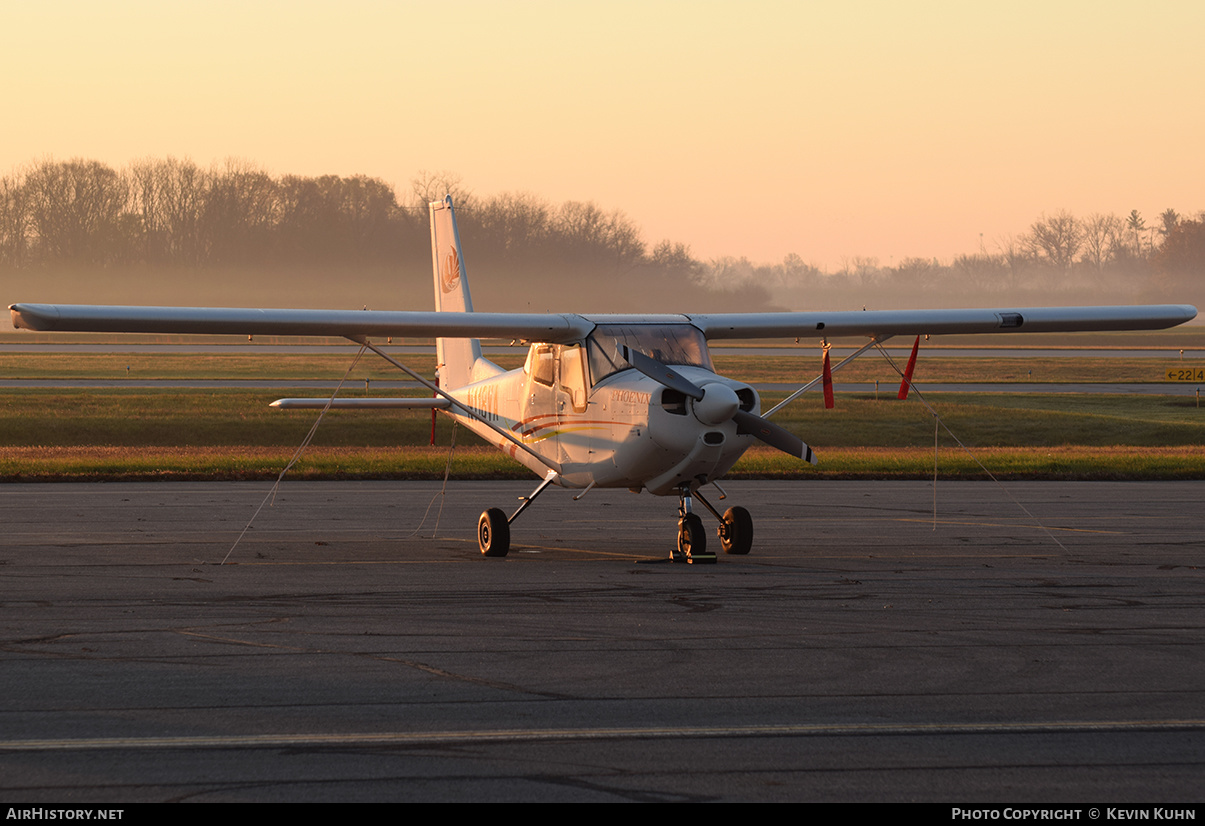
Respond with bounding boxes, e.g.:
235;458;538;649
672;485;717;564
692;487;753;556
477;470;559;557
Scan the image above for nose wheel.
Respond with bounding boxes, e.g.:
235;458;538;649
672;486;717;564
671;486;754;562
676;513;712;562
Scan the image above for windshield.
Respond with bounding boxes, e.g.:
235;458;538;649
585;324;712;385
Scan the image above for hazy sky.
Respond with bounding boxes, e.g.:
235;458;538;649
4;0;1202;269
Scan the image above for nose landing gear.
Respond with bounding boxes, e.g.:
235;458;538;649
718;505;753;555
671;485;753;562
672;485;718;564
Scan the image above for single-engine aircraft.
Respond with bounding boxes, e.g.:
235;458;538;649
10;197;1198;562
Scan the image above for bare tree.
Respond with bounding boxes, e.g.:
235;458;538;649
473;192;552;256
276;173;401;262
1081;213;1125;270
651;239;694;271
409;170;473;210
157;158;210;265
894;257;942;290
553;201;646;268
0;170;30;268
996;233;1031;287
951;253;1008;292
24;159;130;264
200;158;277;264
851;256;881;287
1025;210;1084;271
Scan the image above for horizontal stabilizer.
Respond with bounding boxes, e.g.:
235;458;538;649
270;398;452;410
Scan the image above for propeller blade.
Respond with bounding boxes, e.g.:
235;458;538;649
621;345;705;400
733;410;818;465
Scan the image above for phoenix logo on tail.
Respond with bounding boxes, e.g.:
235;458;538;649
440;248;460;294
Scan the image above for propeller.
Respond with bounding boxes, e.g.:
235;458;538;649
732;410;816;464
621;345;704;400
621;345;817;465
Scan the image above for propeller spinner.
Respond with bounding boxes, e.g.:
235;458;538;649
621;345;817;465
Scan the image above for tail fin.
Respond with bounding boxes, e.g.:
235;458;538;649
430;196;483;390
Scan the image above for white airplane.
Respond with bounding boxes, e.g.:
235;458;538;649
10;197;1198;562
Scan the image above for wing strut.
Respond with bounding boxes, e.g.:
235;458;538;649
762;337;889;418
355;338;561;475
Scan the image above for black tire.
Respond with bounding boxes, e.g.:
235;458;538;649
721;506;753;555
677;513;706;557
478;508;510;557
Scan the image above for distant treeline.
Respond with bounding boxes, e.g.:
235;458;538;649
709;207;1205;312
2;157;1202;313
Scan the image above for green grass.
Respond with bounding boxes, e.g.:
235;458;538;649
4;389;1201;449
0;389;453;446
1;388;1201;480
4;351;1203;384
713;355;1205;385
0;446;526;482
0;352;521;380
4;445;1202;482
773;392;1205;448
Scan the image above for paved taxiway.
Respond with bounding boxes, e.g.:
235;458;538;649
2;480;1202;803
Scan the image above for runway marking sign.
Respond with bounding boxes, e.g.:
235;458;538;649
1165;367;1205;381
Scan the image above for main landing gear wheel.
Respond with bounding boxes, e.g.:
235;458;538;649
478;508;510;557
676;513;716;564
720;506;753;555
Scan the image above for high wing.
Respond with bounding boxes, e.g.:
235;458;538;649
8;303;1197;340
8;304;593;342
689;305;1198;339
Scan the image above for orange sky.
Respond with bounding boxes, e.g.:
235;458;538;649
4;0;1202;269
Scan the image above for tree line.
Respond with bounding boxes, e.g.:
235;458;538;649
2;157;1201;312
0;159;666;272
709;208;1205;311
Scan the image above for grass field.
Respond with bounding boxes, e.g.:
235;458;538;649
4;351;1205;384
5;316;1201;479
2;386;1201;481
5;331;1203;480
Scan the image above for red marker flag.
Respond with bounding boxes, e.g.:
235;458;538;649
822;348;835;409
898;335;920;400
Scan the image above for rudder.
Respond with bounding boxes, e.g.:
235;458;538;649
430;196;482;390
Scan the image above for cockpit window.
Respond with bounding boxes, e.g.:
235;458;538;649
530;344;556;386
585;324;712;385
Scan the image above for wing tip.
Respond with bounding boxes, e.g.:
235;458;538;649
10;303;58;331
